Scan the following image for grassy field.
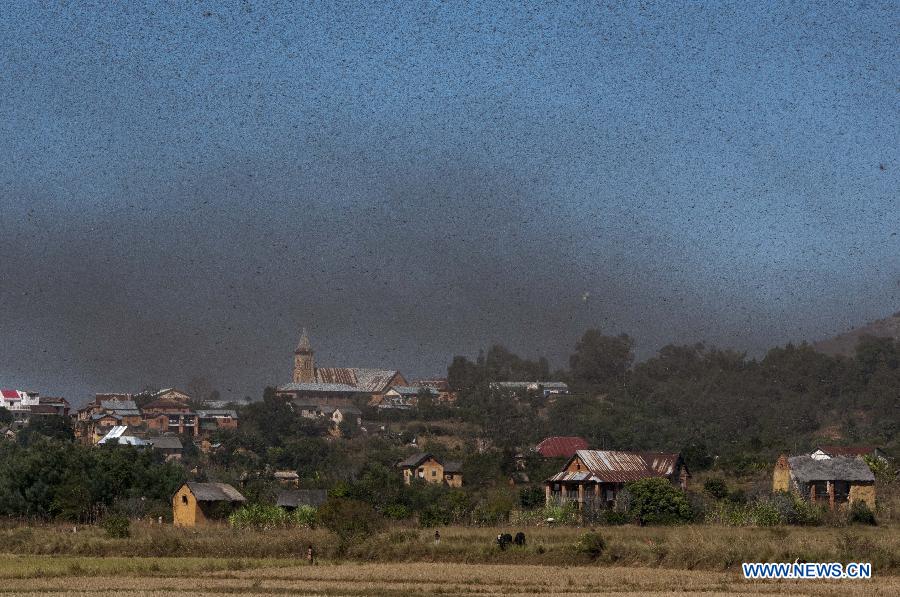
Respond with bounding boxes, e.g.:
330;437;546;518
0;523;897;595
0;558;896;595
1;523;897;572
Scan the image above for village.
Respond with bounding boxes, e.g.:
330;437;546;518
1;329;893;531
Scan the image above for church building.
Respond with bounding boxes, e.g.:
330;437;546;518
275;330;407;408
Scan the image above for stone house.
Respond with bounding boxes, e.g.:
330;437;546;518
773;454;875;510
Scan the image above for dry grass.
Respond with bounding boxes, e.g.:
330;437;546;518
0;560;897;595
1;522;898;573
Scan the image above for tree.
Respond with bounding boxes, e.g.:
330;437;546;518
0;407;12;425
569;329;634;387
17;415;74;446
703;477;729;500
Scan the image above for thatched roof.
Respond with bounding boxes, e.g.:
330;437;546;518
788;455;874;483
185;482;246;502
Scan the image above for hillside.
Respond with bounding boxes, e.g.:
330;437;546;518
812;311;900;356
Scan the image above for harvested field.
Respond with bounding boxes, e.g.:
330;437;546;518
0;558;895;596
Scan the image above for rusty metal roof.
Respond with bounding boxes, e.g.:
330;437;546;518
549;450;683;484
315;368;399;393
535;436;589;458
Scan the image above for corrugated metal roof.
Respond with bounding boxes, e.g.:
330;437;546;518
550;450;684;484
197;409;238;418
390;385;437;396
535;436;589;458
278;382;360;393
186;482;246;502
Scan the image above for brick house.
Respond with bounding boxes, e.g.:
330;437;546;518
143;398;199;436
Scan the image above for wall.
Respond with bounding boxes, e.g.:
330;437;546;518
172;485;206;527
849;483;876;510
772;456;791;492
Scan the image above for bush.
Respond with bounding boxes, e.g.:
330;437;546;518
703;478;729;500
749;500;781;526
575;532;606;560
229;503;317;529
625;478;692;525
849;501;876;525
317;498;384;550
101;514;130;538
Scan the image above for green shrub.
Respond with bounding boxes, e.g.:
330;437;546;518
317;498;384;549
383;503;411;520
575;532;606;560
848;501;876;525
750;500;782;526
101;514;130;538
290;505;317;528
229;504;287;528
625;478;692;525
703;478;729;500
601;510;629;525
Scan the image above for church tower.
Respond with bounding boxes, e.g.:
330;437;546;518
292;328;315;383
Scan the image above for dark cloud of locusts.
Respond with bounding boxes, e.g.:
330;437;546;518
1;2;897;402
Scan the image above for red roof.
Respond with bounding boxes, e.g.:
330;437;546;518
535;436;589;458
818;445;877;457
1;389;21;399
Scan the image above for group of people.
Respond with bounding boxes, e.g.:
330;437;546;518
495;532;526;550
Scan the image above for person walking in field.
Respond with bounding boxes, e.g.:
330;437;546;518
434;530;441;544
306;544;315;565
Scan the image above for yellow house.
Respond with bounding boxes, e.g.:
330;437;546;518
773;454;876;510
397;453;463;487
172;482;246;527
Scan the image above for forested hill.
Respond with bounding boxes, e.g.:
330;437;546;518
449;329;900;472
813;312;900;357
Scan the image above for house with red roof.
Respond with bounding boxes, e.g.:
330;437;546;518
534;436;589;459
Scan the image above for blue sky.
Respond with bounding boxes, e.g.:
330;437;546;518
0;1;897;401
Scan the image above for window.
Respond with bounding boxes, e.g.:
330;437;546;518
181;495;188;505
431;470;436;477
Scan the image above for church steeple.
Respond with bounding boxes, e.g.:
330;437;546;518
292;328;315;383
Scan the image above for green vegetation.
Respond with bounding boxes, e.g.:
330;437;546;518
624;478;692;525
229;503;316;529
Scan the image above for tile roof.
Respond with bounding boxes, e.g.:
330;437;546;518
816;445;879;458
148;436;183;450
185;482;246;502
535;436;589;458
443;461;463;473
788;455;875;483
397;452;433;468
101;400;139;411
